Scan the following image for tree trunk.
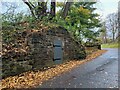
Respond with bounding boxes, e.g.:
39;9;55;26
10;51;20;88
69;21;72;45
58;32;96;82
62;2;72;19
112;32;115;42
37;1;47;19
22;1;36;18
104;31;107;43
50;0;56;17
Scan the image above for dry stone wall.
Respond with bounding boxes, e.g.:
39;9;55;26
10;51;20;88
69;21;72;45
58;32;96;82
2;26;86;78
25;26;86;69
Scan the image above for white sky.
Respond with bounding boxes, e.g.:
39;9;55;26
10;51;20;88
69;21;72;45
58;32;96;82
95;0;119;19
1;0;120;20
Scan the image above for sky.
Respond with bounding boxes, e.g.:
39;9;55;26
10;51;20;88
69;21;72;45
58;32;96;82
95;0;119;19
1;0;119;20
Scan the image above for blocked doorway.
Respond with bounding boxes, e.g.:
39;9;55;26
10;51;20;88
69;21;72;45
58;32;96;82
53;39;63;64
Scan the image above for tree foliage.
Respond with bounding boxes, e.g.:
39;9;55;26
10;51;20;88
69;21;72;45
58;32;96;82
55;2;101;42
2;1;102;44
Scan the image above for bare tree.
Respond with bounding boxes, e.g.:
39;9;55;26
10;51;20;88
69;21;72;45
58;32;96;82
100;21;108;43
106;13;118;42
118;1;120;41
2;2;24;23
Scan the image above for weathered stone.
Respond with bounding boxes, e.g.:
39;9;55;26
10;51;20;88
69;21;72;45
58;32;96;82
2;26;86;78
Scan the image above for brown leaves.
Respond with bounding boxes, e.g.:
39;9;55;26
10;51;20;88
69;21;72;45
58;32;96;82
1;50;107;89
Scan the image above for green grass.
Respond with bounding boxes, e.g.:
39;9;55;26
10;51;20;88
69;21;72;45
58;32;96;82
102;43;120;48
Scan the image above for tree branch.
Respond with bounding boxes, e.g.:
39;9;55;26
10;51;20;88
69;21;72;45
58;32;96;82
22;0;36;18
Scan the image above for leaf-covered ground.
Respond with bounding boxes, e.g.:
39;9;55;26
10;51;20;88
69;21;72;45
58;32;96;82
1;50;107;89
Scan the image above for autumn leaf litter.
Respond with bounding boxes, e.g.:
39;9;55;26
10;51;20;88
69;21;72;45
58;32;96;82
1;50;107;89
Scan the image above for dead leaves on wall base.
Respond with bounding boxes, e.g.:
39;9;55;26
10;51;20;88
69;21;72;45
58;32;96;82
1;50;107;89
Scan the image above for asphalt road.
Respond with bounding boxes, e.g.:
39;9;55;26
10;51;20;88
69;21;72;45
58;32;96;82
38;48;118;88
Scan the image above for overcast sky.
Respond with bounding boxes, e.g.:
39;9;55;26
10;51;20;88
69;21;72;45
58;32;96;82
96;0;119;19
1;0;119;20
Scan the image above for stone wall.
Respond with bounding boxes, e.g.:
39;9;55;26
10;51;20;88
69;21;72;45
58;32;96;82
25;26;86;69
2;26;86;78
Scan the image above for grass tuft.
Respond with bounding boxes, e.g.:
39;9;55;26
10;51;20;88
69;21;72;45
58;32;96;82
102;43;120;48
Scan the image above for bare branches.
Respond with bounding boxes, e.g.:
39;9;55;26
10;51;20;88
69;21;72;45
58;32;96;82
106;13;118;41
22;0;48;19
22;0;36;18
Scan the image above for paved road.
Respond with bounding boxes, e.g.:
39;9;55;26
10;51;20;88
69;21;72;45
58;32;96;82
38;48;118;88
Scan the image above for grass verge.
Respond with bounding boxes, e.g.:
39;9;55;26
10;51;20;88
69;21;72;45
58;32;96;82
102;43;119;48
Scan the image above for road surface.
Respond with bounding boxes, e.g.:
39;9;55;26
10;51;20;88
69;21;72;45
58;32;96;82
38;48;118;88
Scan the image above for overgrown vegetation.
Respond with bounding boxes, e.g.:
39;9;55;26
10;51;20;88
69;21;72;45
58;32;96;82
1;1;102;79
2;1;102;44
